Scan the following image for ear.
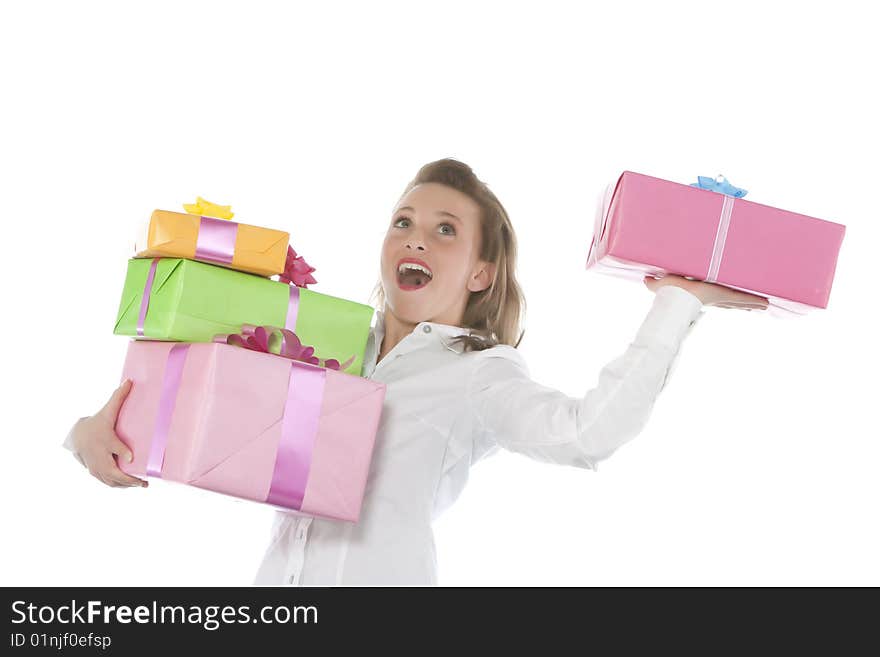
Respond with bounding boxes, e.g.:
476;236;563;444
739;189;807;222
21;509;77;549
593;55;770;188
467;260;497;293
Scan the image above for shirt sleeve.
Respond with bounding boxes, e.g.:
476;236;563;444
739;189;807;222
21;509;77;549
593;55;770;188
465;285;706;470
63;420;87;467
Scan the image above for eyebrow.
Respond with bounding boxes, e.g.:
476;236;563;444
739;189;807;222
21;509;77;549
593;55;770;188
395;206;462;223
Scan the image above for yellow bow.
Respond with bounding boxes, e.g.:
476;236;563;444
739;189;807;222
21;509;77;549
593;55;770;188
183;196;234;220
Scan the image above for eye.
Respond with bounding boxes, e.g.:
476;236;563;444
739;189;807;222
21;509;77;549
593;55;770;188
393;216;410;228
438;223;456;235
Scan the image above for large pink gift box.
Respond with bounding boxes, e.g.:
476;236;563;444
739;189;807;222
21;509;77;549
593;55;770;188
116;339;386;522
585;171;846;315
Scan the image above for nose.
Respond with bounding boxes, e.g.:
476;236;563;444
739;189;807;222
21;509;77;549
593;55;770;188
404;232;426;251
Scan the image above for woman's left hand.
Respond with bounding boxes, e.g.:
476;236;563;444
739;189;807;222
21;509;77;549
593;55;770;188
644;274;770;310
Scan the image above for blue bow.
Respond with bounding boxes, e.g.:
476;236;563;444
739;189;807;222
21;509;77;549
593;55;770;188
690;175;748;198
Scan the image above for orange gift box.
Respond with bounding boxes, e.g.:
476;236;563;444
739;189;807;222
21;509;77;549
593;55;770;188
135;209;290;277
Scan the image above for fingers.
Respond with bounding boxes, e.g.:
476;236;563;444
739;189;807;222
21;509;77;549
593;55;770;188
643;275;664;292
95;468;148;488
708;286;770;310
77;420;148;488
108;434;134;465
730;288;769;307
88;451;149;488
108;436;147;488
109;472;149;488
643;274;771;311
728;293;769;309
99;379;133;422
96;473;131;489
104;450;148;487
714;301;769;310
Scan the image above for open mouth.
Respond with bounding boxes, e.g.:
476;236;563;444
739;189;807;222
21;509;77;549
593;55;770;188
396;259;433;291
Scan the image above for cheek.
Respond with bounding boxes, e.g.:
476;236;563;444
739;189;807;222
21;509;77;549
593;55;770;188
443;239;476;267
380;234;397;265
435;250;475;287
380;236;406;281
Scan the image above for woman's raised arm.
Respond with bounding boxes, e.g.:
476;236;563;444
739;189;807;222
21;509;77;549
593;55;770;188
465;285;705;469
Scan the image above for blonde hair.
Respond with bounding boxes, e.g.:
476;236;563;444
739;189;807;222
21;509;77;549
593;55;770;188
370;158;526;352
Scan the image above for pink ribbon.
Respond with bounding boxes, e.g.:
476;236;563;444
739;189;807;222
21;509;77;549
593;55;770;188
279;246;315;335
214;325;351;509
147;343;190;477
280;245;317;287
188;224;317;335
285;285;300;333
269;361;325;509
136;258;160;337
144;340;328;511
195;216;239;265
214;327;357;506
213;324;355;371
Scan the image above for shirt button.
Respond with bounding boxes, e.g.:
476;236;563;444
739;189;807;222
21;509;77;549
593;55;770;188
422;325;432;333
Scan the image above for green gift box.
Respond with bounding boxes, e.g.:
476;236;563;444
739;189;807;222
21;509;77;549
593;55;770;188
113;258;374;376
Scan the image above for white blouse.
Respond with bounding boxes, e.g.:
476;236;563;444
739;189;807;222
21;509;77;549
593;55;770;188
251;285;704;586
64;285;705;586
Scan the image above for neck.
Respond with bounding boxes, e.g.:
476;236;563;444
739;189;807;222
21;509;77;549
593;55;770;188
377;304;467;363
377;310;416;363
377;287;472;362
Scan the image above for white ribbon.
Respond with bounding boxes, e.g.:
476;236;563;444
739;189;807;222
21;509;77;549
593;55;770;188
706;193;735;284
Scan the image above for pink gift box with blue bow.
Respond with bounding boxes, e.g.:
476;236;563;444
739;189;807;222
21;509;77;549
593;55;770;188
586;171;846;315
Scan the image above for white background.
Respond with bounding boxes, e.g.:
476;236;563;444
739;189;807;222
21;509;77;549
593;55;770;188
2;0;877;586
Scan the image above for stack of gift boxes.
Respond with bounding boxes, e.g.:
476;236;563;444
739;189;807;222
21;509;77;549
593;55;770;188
111;198;385;523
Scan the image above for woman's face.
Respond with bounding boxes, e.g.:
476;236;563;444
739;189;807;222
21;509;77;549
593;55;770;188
380;182;495;327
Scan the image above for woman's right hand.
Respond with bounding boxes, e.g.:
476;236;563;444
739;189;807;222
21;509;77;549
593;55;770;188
644;273;770;310
69;379;148;488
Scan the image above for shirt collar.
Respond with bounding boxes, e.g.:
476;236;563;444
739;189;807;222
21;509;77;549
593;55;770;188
363;309;472;377
373;308;472;341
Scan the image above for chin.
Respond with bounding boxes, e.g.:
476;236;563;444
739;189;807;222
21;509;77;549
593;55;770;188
385;298;431;325
383;288;434;324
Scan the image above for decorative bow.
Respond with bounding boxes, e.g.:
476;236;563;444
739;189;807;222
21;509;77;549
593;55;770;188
690;175;748;198
183;196;235;219
279;245;317;288
214;324;354;371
